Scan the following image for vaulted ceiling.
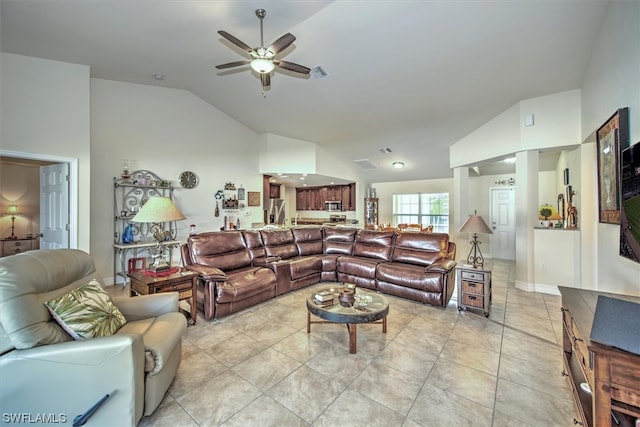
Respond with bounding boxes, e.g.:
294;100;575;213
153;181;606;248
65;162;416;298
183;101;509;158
0;0;608;186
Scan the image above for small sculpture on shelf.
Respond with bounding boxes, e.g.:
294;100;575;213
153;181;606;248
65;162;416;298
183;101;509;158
566;186;578;229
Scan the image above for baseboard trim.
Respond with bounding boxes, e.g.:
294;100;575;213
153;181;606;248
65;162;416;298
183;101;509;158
515;280;560;295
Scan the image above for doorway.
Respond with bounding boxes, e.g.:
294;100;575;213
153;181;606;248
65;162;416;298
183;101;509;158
490;186;516;260
0;150;77;249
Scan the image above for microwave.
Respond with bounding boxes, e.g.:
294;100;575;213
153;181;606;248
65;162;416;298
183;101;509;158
325;201;342;211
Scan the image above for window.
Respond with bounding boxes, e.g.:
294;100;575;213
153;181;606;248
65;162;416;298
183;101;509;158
392;192;449;233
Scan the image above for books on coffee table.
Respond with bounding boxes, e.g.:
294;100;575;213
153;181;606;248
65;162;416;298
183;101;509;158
314;290;334;302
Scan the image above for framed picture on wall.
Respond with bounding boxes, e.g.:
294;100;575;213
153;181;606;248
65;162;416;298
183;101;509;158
247;191;261;206
237;187;245;201
596;107;629;224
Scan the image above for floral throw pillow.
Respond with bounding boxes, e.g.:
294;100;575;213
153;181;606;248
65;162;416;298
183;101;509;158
45;280;127;340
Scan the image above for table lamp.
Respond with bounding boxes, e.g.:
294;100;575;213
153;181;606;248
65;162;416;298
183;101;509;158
6;204;20;240
458;210;493;268
131;197;185;272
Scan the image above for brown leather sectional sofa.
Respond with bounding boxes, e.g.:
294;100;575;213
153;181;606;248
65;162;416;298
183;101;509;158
181;226;457;320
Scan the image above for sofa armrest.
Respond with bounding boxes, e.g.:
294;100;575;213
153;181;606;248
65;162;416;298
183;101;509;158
425;259;457;274
184;264;227;281
0;334;145;426
252;256;281;266
113;292;179;321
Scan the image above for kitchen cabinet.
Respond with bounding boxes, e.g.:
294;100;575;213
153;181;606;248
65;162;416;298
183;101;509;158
295;184;355;211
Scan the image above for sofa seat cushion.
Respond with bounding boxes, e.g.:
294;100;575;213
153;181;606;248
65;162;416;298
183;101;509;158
376;262;444;293
116;311;186;374
289;256;322;280
216;267;275;304
337;256;383;279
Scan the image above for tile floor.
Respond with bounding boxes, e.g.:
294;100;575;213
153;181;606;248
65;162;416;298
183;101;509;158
115;260;579;426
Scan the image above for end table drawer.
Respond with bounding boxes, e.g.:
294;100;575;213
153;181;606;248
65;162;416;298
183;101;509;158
461;271;485;281
462;293;484;308
155;281;193;294
462;280;483;295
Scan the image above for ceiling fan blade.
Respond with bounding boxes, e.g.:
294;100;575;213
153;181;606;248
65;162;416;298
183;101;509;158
267;33;296;55
215;60;250;70
261;73;271;89
218;30;255;54
274;60;310;75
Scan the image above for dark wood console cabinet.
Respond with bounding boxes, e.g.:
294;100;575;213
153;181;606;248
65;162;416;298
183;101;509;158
559;286;640;427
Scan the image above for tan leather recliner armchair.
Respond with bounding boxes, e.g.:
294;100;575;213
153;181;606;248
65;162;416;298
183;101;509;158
0;249;187;426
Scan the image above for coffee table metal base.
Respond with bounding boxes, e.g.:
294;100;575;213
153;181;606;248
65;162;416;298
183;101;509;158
307;312;387;354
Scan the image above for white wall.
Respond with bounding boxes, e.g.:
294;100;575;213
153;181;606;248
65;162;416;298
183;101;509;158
580;0;640;295
0;53;91;250
447;1;640;296
90;79;262;282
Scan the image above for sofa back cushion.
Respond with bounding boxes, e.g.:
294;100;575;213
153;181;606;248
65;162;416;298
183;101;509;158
323;227;357;255
352;230;395;260
187;231;252;270
260;229;299;259
292;227;323;255
241;230;266;260
391;232;450;266
0;249;100;352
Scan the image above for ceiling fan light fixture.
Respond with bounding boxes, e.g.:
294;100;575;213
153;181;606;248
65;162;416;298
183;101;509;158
250;58;274;74
392;161;405;169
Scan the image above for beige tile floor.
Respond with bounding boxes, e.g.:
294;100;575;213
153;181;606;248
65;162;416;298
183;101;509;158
115;260;579;426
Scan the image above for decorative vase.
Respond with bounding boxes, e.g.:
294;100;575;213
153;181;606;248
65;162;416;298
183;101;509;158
215;201;220;217
339;288;355;307
122;223;134;244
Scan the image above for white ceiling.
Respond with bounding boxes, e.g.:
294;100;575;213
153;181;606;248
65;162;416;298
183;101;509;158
0;0;607;187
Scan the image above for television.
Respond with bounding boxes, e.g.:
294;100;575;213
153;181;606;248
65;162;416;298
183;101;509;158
620;142;640;263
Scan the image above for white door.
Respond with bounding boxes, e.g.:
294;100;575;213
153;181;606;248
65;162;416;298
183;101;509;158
40;163;70;249
490;187;515;260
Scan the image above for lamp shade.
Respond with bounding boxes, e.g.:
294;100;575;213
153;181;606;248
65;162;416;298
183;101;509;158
6;204;20;216
132;197;185;223
458;211;493;234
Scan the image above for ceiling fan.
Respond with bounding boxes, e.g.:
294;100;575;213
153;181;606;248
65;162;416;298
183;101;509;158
215;9;311;89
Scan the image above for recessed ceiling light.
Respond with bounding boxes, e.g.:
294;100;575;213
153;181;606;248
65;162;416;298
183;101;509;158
392;162;405;169
302;173;308;176
153;74;165;81
300;177;305;180
380;148;392;154
504;157;516;164
277;173;283;176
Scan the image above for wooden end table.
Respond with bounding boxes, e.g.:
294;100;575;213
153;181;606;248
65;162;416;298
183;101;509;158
128;269;198;325
456;261;492;317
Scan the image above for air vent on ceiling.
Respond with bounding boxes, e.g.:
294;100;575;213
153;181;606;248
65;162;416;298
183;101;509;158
310;65;329;80
353;159;378;170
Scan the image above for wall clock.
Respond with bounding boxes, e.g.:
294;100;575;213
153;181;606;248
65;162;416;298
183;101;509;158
178;171;199;189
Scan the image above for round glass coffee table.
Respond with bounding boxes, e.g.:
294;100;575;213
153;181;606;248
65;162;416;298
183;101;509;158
306;285;389;354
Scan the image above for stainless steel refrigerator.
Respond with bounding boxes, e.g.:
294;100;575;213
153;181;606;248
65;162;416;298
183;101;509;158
268;199;286;225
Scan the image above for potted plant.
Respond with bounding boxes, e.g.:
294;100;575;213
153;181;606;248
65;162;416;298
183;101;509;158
539;206;553;227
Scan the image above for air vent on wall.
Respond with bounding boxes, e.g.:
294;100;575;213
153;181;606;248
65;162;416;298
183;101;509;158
310;65;329;79
353;159;378;170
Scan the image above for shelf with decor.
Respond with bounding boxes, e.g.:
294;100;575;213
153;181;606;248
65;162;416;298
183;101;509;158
113;169;180;285
364;198;378;229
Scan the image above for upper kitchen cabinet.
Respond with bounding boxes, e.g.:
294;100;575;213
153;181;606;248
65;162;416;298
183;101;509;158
295;184;355;211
